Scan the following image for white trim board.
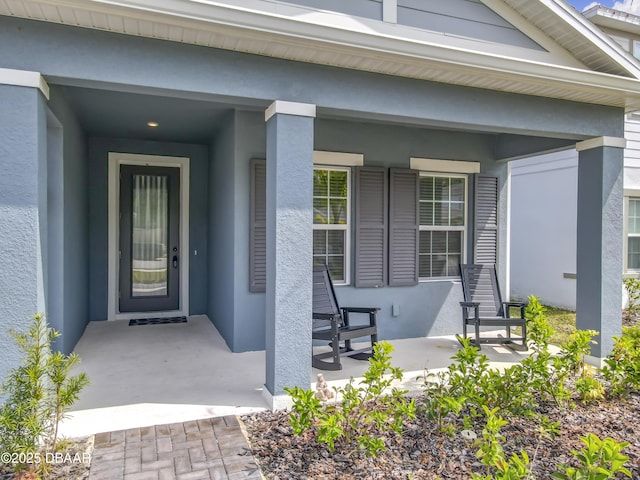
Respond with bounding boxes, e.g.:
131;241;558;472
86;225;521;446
410;157;480;173
0;68;50;99
107;153;190;321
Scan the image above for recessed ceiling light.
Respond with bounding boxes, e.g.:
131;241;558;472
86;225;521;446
147;121;159;128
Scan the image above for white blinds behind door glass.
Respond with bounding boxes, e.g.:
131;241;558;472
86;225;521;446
131;174;169;297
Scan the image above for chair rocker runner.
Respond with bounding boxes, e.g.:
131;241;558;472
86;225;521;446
312;265;379;371
459;263;527;350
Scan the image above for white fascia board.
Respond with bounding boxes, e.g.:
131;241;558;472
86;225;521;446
576;136;627;151
33;0;640;102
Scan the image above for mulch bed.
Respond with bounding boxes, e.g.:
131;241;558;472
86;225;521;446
242;392;640;479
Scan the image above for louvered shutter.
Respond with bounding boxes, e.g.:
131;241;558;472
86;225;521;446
249;159;266;292
354;167;387;287
473;174;499;265
389;168;419;286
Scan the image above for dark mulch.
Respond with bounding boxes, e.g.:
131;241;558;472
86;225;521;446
243;393;640;479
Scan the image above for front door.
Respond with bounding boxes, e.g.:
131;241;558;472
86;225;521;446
119;165;180;312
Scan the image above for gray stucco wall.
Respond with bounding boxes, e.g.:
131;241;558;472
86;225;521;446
223;113;509;351
209;113;237;347
0;85;48;384
46;87;90;353
88;138;209;321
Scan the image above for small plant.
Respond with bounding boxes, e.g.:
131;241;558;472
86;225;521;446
602;325;640;396
0;314;89;476
552;433;631;480
575;367;605;405
285;341;415;457
470;406;531;480
623;277;640;317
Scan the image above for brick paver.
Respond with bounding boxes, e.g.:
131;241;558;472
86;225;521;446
88;416;262;480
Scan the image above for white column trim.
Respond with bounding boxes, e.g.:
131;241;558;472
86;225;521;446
383;0;397;23
575;136;626;152
265;100;316;121
0;68;50;100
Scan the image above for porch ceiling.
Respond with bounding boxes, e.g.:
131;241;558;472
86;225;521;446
4;0;640;111
57;85;235;143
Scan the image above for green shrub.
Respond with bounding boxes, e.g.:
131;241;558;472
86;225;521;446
552;433;631;480
602;325;640;396
0;314;89;476
286;341;415;457
623;277;640;317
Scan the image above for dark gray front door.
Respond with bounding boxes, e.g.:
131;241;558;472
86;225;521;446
119;165;180;312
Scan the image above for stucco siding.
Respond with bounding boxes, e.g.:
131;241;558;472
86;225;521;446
0;85;48;386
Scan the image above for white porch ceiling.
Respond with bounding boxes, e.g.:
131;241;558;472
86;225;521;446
4;0;640;111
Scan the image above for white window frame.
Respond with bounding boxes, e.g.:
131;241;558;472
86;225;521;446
624;193;640;274
312;165;352;285
417;172;468;281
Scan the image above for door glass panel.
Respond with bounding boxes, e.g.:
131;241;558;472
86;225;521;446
131;174;169;297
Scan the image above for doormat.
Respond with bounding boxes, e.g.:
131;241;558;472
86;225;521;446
129;316;188;326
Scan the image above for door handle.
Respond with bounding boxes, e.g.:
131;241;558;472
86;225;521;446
173;255;178;269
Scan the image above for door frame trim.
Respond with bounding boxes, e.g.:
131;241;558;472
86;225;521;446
107;152;190;321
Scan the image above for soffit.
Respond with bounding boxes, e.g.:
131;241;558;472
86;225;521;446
3;0;640;111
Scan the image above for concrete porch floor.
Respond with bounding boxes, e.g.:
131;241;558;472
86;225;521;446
59;315;532;439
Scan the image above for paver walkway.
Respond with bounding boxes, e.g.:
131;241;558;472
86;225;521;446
88;416;263;480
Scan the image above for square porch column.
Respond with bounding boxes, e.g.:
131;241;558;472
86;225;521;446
0;70;50;384
263;100;316;408
576;136;625;360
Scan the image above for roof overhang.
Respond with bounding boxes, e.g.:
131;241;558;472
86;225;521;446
583;4;640;35
3;0;640;111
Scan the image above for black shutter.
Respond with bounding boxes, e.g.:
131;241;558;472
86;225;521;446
473;174;499;265
249;159;266;292
354;167;388;287
389;168;419;286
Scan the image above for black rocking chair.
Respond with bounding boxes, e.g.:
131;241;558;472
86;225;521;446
459;264;527;350
312;265;379;371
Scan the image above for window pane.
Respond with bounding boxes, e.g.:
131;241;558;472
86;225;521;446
329;170;347;198
420;177;434;201
450;203;464;226
447;254;461;276
630;199;640;234
629;237;640;269
313;230;326;255
448;231;462;253
420;202;434;226
131;174;168;298
432;231;447;254
434;177;449;202
327;230;345;254
433;203;449;226
450;177;465;202
419;231;431;255
313;170;328;197
432;256;446;277
313;198;328;224
327;255;345;282
328;198;347;224
419;254;431;278
313;256;327;267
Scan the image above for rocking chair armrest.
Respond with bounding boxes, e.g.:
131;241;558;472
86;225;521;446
460;301;480;308
341;307;380;314
312;313;342;321
502;301;526;318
